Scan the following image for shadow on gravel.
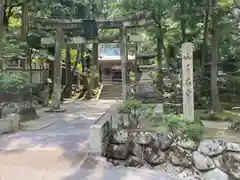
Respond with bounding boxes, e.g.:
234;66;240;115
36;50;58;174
0;100;179;180
0;100;120;179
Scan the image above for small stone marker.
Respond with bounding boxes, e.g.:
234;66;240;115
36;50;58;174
0;113;20;134
153;103;163;117
181;43;194;121
7;114;20;132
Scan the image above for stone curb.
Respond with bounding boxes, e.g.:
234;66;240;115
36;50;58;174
22;100;119;131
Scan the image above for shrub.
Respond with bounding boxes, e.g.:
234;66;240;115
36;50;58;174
0;72;28;90
164;114;204;141
165;114;185;133
201;111;240;121
117;99;142;128
183;121;204;141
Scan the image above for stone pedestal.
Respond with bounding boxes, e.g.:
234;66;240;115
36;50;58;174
0;114;20;134
89;117;111;155
153;103;164;117
41;88;49;107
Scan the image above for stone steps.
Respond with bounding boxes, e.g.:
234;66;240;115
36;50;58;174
100;85;123;100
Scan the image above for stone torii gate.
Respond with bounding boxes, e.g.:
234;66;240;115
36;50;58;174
30;14;153;111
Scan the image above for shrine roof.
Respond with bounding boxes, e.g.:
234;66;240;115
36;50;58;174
99;46;134;61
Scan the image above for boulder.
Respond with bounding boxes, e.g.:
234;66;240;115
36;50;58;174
227;142;240;152
152;133;173;151
203;168;229;180
105;143;130;160
154;162;184;177
131;131;153;145
192;151;215;171
168;146;192;168
222;152;240;179
199;139;226;156
112;129;129;144
214;152;240;179
125;156;145;167
81;154;114;169
229;120;240;132
178;167;204;180
130;142;143;157
212;155;224;169
177;138;198;150
144;147;166;166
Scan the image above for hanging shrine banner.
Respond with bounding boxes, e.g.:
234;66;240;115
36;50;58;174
83;19;98;39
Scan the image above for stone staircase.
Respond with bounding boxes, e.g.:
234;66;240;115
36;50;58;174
99;84;123;100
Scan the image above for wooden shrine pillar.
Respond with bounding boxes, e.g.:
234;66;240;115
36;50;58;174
21;0;28;40
92;42;99;69
80;44;85;73
134;43;138;83
120;26;128;100
181;43;194;120
50;29;65;112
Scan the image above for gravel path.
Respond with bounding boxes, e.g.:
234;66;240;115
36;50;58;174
0;100;180;180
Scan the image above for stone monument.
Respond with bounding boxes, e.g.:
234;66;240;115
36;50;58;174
181;43;194;121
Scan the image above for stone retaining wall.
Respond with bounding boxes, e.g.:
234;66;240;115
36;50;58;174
104;129;240;180
88;103;120;155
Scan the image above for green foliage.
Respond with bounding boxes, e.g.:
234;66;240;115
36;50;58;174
218;0;233;10
0;72;28;90
200;111;240;121
8;16;21;28
183;121;204;141
164;114;204;140
33;0;87;18
164;114;185;132
143;104;155;118
118;99;142;114
129;71;135;84
27;32;42;49
117;99;143;127
2;37;27;59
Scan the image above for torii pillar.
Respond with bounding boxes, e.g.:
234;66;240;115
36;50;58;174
45;29;66;112
120;26;128;100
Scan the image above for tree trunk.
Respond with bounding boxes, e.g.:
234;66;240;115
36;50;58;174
26;48;33;83
0;1;3;70
49;62;54;96
198;0;211;97
81;45;85;73
21;1;28;40
92;42;99;88
211;0;221;112
120;26;128;99
180;0;186;41
201;0;211;78
92;43;98;68
134;44;138;89
29;53;33;83
52;29;62;110
75;48;81;90
153;10;163;70
65;45;72;97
